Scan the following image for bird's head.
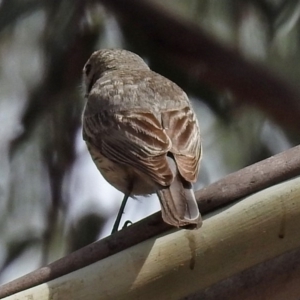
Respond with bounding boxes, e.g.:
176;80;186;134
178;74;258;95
82;49;149;97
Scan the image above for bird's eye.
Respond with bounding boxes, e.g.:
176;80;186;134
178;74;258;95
85;63;92;76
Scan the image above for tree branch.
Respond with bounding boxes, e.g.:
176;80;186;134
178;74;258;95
3;176;300;299
0;145;300;298
189;247;300;300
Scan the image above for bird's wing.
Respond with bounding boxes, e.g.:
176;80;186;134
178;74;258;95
162;106;202;183
83;110;174;186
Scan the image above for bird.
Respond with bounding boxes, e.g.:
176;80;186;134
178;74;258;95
82;49;202;233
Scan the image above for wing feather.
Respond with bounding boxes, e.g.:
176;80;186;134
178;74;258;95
162;107;201;182
83;71;201;186
83;110;173;186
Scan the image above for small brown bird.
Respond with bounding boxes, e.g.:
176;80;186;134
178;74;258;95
82;49;202;232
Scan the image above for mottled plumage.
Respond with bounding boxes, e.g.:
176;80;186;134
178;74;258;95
82;49;202;229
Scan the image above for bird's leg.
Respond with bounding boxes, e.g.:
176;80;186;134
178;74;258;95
111;192;130;234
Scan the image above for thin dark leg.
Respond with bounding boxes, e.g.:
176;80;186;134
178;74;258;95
111;193;130;234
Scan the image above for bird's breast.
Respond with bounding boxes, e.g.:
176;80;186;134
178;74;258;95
86;142;157;196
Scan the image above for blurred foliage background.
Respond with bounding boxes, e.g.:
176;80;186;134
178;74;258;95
0;0;299;284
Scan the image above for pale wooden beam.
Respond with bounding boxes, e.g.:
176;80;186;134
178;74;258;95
3;176;300;300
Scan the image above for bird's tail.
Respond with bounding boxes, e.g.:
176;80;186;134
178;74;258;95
156;157;202;229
